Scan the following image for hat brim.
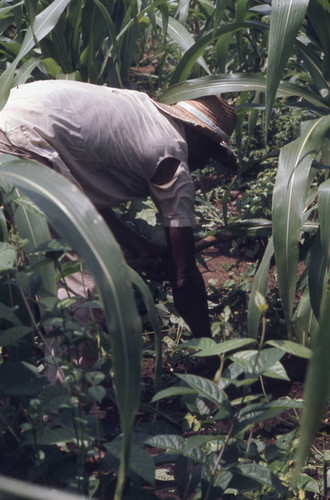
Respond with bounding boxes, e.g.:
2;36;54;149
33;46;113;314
152;100;237;169
152;100;229;144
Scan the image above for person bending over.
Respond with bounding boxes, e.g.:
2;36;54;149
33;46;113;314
0;80;237;340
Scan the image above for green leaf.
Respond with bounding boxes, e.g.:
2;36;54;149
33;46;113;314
308;230;327;320
145;433;185;452
318;179;330;268
105;441;155;486
248;237;274;338
293;285;330;483
146;434;206;464
265;340;312;359
0;326;32;346
0;0;71;110
0;242;16;271
39;385;70;413
292;284;319;345
0;303;22;326
128;267;162;394
183;337;256;357
0;158;142;497
159;73;329;112
0;361;47;395
24;426;80;446
88;385;106;403
152;386;197;402
266;0;309;126
233;400;300;435
156;15;210;75
169;20;267;84
296;40;330;100
176;374;231;409
232;462;286;491
272;116;330;336
307;0;330;82
230;348;288;379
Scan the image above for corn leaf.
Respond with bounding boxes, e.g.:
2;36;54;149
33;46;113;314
156;15;210;75
159;74;329;113
0;158;142;499
127;267;162;393
293;282;330;484
272;116;330;337
169;20;267;85
0;0;71;110
266;0;309;126
247;236;274;339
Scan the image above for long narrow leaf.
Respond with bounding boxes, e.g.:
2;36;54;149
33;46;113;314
169;20;267;84
0;158;142;500
0;0;71;110
296;40;330;100
293;282;330;484
266;0;309;126
156;15;210;75
127;267;162;393
308;230;327;320
318;179;330;269
272;116;330;337
247;236;274;338
307;0;330;83
159;74;329;112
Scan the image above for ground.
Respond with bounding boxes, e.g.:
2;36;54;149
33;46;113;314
135;226;330;499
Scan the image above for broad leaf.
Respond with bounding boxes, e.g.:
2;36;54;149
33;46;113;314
231;463;286;491
176;374;231;409
265;340;312;359
152;386;197;402
0;361;47;396
183;337;256;357
0;326;32;347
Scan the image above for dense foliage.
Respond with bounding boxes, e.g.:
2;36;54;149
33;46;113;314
0;0;329;498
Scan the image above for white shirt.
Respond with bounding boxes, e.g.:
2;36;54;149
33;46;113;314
0;80;195;227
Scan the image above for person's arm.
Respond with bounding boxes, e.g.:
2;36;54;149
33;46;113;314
165;226;211;338
99;206;166;258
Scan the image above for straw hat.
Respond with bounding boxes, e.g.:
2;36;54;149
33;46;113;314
152;95;236;144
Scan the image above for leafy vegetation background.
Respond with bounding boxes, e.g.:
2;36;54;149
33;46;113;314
0;0;329;499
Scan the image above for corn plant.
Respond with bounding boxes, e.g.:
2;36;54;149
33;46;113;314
0;156;145;499
158;0;330;481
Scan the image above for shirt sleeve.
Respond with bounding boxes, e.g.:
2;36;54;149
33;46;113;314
148;162;195;227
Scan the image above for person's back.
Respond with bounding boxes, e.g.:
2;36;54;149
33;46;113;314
0;80;192;212
0;80;237;358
